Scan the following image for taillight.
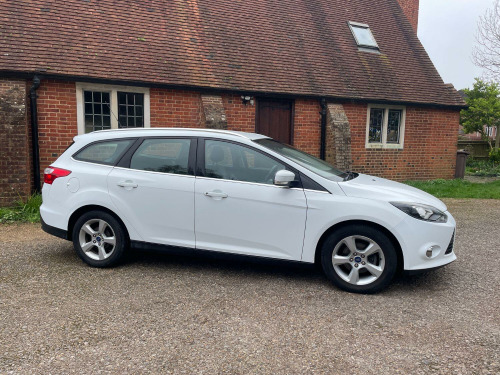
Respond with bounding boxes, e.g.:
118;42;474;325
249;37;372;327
44;167;71;184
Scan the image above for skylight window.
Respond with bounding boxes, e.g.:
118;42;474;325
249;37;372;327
348;22;379;50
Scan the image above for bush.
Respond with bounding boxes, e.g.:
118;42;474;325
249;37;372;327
466;157;500;177
489;148;500;162
0;193;42;223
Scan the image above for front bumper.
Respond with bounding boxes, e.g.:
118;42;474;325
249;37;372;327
394;211;457;271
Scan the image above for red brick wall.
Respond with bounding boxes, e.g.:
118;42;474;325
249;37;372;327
344;102;459;180
3;78;459;199
150;88;204;128
36;80;78;178
223;94;256;133
0;79;31;206
294;99;322;157
396;0;419;32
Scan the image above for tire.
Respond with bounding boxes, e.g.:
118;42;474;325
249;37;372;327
321;225;398;294
72;210;128;268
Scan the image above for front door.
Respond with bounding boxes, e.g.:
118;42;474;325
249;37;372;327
256;99;293;144
194;139;307;261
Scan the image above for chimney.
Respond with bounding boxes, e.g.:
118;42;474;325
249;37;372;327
396;0;419;32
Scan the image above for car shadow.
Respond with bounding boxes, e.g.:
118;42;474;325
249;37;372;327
49;242;455;294
124;247;324;281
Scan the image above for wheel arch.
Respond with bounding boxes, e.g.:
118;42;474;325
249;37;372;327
314;220;404;273
67;205;130;242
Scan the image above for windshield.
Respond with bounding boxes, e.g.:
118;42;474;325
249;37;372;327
255;139;348;181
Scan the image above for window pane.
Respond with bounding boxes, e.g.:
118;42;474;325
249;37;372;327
118;116;126;128
369;108;384;143
83;90;111;133
84;91;92;102
130;139;191;175
351;25;378;48
84;115;94;133
74;140;134;165
205;140;286;185
387;110;402;143
102;115;111;129
117;92;144;128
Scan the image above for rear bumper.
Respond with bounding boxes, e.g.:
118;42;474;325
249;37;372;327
41;217;69;240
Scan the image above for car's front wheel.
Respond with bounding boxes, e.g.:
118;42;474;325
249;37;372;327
72;210;127;267
321;225;398;293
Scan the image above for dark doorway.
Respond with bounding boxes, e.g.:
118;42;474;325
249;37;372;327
256;99;293;144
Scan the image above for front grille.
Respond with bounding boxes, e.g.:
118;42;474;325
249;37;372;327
445;231;455;255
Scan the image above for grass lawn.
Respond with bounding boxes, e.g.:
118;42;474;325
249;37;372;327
405;179;500;199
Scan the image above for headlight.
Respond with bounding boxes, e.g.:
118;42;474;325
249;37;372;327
390;202;447;223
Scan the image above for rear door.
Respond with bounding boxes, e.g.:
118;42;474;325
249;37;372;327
107;137;196;247
194;139;307;261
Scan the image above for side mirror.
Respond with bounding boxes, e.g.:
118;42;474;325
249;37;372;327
274;170;296;187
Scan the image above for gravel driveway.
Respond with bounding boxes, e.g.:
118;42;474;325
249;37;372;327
1;199;499;374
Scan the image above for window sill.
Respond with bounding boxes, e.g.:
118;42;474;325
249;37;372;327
365;143;403;150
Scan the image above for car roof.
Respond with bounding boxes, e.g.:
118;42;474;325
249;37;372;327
75;128;269;142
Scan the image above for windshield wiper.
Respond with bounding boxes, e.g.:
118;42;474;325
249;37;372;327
343;171;358;181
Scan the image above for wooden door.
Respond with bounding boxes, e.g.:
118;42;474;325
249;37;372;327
256;99;293;144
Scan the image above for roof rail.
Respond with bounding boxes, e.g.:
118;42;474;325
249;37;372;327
91;127;250;139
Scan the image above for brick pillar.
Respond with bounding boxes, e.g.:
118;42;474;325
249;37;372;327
325;103;352;171
0;79;31;206
201;95;227;129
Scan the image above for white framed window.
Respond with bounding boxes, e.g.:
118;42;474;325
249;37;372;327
76;82;150;134
348;21;379;50
365;105;406;149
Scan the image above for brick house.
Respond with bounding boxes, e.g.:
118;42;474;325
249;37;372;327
0;0;465;206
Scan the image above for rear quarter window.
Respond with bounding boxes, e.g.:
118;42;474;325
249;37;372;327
74;139;134;165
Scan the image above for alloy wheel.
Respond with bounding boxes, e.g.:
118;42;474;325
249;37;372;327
331;235;385;286
78;219;116;261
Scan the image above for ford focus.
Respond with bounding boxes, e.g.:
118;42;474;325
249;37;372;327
41;129;456;293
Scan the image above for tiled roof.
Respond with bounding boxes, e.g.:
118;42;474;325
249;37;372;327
0;0;465;107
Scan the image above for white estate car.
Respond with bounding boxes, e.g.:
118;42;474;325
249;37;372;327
41;128;456;293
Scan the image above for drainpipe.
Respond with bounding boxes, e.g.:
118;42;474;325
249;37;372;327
30;75;41;193
320;98;327;160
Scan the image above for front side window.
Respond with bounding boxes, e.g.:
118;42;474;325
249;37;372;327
77;83;150;134
366;106;405;148
130;138;191;175
255;139;347;182
74;139;134;165
204;140;286;185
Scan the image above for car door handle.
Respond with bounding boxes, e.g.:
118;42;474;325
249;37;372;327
117;180;138;189
204;190;228;200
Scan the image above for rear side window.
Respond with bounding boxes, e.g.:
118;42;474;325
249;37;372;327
74;140;134;165
130;138;191;175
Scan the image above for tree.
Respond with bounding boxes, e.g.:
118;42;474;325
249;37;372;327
460;79;500;151
473;0;500;82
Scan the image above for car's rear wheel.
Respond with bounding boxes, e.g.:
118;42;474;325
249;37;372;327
72;210;127;267
321;225;398;293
